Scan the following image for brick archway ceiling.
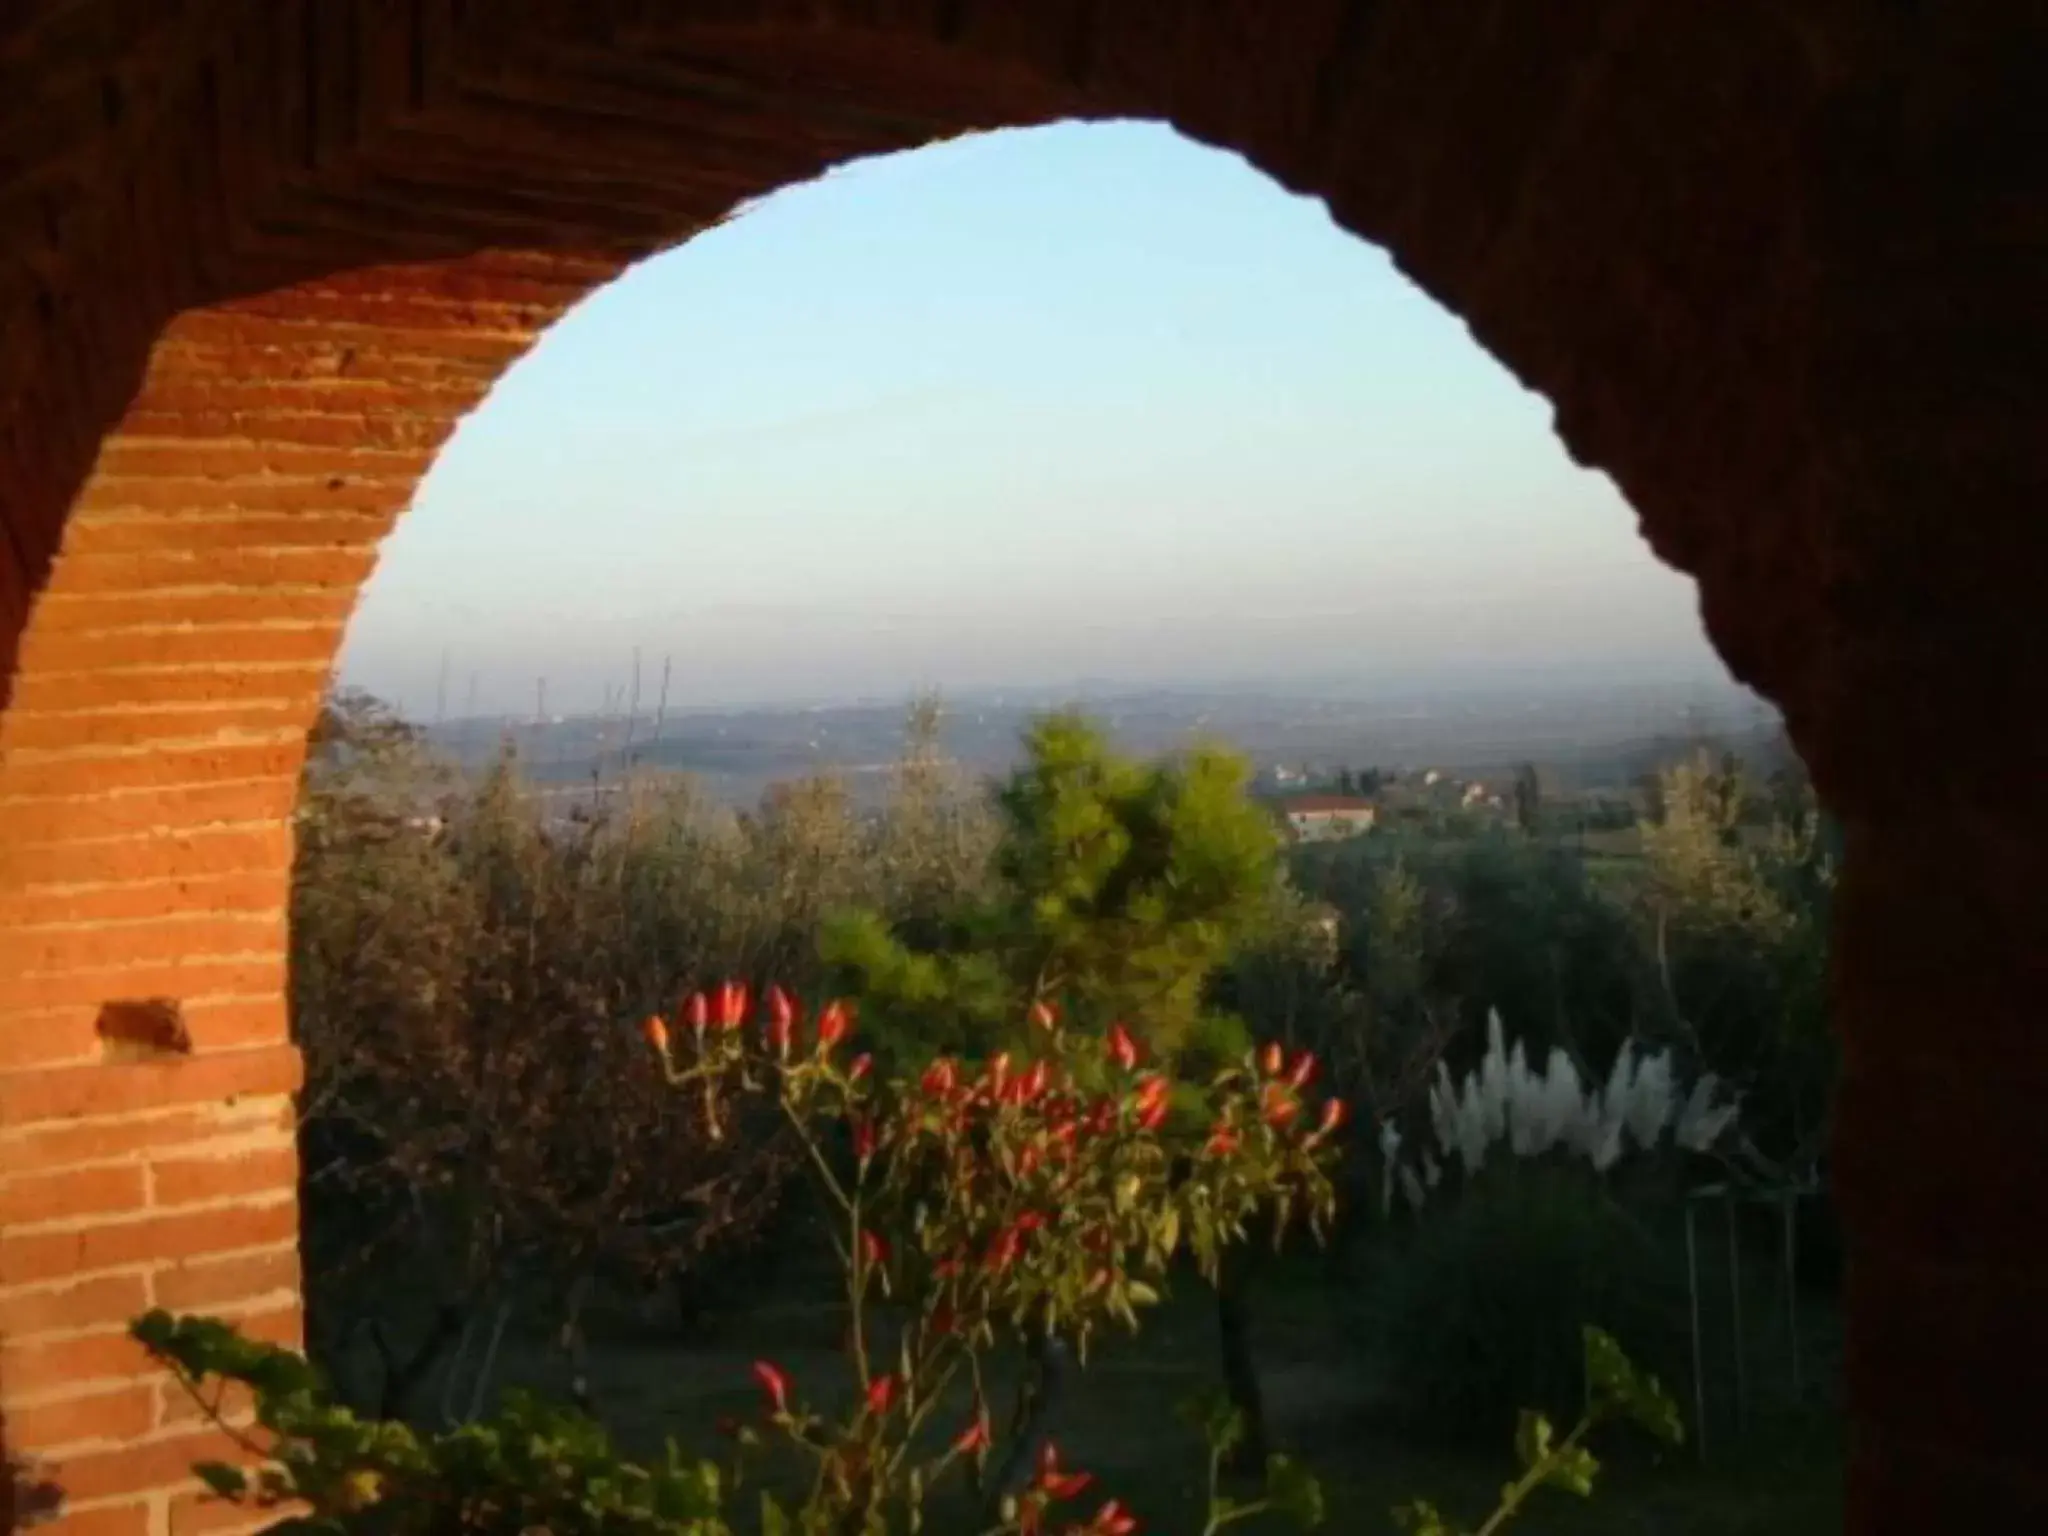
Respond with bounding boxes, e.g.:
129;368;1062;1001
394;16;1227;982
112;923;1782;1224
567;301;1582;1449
6;0;1892;802
3;5;2047;1533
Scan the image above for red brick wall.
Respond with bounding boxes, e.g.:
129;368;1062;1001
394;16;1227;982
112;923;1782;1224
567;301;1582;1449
0;253;612;1534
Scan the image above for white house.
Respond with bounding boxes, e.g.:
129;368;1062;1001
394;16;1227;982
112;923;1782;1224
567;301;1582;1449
1276;794;1379;842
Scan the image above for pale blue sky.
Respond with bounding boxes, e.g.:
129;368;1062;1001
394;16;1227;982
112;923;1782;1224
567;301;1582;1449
341;120;1731;716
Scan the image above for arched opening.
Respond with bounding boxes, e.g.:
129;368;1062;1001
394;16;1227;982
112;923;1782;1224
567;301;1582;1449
288;116;1841;1530
1;9;2042;1535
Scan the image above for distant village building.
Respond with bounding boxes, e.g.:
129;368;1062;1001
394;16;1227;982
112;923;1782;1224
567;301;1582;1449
1275;793;1379;842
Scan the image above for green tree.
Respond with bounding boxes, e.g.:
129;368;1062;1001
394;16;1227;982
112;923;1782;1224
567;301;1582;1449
292;703;805;1418
824;711;1282;1070
824;711;1292;1470
1511;762;1542;835
1636;748;1836;1168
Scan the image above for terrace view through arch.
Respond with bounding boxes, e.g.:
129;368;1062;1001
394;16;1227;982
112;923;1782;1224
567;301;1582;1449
1;4;2044;1533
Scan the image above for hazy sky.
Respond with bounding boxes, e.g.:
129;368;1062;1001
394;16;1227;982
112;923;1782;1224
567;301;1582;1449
340;120;1732;717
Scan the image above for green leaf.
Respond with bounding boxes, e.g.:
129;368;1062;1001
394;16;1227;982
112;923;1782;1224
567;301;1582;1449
1194;1393;1245;1459
1264;1453;1324;1529
1512;1410;1553;1472
1390;1498;1456;1536
194;1463;249;1500
1541;1444;1601;1499
761;1492;792;1536
1581;1326;1684;1446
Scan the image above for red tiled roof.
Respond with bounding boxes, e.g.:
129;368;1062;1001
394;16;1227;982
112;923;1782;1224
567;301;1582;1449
1277;795;1378;813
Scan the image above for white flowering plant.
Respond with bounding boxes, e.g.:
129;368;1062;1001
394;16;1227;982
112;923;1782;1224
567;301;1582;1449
1377;1011;1741;1216
1370;1011;1737;1443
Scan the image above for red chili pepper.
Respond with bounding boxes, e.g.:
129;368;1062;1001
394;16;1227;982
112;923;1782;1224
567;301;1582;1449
1260;1040;1285;1077
641;1015;669;1054
865;1374;898;1416
685;992;709;1032
1287;1050;1318;1090
1205;1123;1240;1157
1091;1498;1139;1534
719;982;748;1030
952;1411;992;1454
848;1052;873;1082
817;1000;852;1050
1262;1083;1301;1128
752;1360;789;1414
1036;1442;1093;1501
986;1231;1022;1272
922;1058;959;1098
766;986;796;1056
1029;1000;1058;1032
860;1229;888;1268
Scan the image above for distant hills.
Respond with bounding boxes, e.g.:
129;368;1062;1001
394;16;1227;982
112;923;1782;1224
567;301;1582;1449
414;676;1781;812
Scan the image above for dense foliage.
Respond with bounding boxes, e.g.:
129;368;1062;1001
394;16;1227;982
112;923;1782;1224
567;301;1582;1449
275;691;1832;1524
822;711;1284;1070
291;692;995;1415
137;985;1680;1533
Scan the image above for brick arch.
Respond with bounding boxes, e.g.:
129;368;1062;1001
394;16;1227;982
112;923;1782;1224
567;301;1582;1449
2;6;2044;1534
